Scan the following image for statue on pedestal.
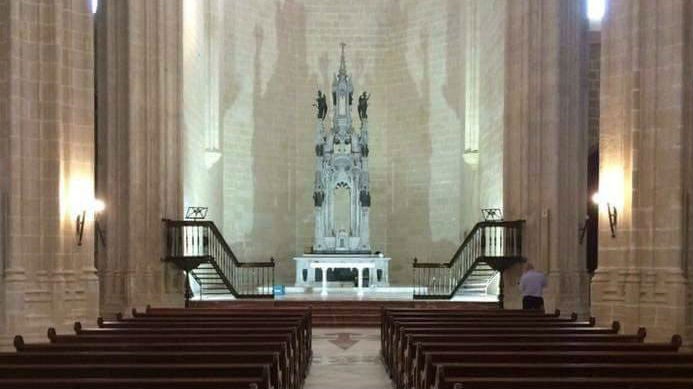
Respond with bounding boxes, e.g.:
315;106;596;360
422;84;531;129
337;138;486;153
314;90;328;120
358;91;370;120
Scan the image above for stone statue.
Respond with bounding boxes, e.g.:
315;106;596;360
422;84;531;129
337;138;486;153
358;91;370;120
313;191;325;207
315;143;324;157
359;190;371;207
315;90;328;120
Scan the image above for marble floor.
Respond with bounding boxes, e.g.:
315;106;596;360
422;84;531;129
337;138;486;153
305;328;392;389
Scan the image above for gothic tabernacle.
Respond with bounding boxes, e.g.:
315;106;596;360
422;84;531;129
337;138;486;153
294;44;389;292
312;43;371;253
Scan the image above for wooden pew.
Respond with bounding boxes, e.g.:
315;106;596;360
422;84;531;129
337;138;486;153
442;377;693;389
53;329;301;389
16;336;296;389
116;311;313;363
389;320;617;369
0;377;267;389
433;362;693;389
419;349;693;389
8;306;312;389
393;326;642;385
382;309;578;376
410;340;682;389
0;350;286;389
383;307;689;389
381;309;574;362
74;323;300;389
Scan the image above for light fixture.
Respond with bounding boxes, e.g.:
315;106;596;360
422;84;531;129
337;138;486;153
587;0;606;22
76;198;106;246
592;192;617;238
90;0;98;14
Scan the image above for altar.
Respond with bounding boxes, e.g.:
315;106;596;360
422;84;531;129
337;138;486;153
294;254;390;296
293;44;389;296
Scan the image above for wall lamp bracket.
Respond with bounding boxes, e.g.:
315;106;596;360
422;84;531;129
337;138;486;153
75;211;87;246
607;202;617;238
74;199;105;247
578;215;589;245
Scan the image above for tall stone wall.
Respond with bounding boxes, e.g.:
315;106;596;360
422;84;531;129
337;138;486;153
0;0;98;349
0;0;9;343
591;0;693;342
95;0;184;316
477;1;506;212
179;0;505;285
182;0;225;224
503;0;590;313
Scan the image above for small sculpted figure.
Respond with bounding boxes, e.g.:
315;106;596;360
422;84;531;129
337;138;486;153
358;91;370;120
314;90;328;119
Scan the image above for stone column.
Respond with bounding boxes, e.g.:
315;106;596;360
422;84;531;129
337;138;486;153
503;0;590;314
320;266;328;296
95;0;184;316
0;0;98;348
591;0;692;342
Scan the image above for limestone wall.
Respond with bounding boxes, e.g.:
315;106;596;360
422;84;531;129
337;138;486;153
591;0;693;342
181;0;506;285
182;0;225;224
503;0;590;313
0;0;99;349
0;0;9;343
477;1;506;213
95;0;184;316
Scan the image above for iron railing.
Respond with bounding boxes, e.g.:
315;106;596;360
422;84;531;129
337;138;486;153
163;219;274;299
413;220;524;300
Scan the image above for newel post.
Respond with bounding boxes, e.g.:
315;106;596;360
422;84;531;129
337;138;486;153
498;270;505;309
184;270;193;308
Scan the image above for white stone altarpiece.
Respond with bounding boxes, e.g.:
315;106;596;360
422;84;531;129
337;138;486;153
294;44;389;294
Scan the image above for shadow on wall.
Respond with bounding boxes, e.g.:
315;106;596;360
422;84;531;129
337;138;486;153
250;0;310;284
376;2;433;284
443;0;463;121
444;0;479;248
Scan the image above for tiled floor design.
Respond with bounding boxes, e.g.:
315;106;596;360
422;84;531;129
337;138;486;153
306;328;392;389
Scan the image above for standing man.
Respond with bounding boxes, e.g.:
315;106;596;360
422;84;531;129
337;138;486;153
519;262;547;311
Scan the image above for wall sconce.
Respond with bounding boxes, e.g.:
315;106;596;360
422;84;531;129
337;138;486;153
592;192;617;238
76;199;105;246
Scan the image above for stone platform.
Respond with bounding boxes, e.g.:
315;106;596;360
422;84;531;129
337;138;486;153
190;299;498;327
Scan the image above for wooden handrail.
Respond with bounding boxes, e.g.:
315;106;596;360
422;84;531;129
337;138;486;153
162;219;276;268
413;220;525;269
162;219;275;299
413;220;525;301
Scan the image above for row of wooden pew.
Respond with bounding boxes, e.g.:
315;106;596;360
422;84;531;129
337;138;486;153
381;308;693;389
4;306;313;389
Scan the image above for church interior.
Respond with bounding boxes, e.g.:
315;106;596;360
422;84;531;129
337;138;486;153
1;0;693;387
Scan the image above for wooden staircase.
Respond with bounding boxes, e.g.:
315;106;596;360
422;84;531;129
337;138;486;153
189;300;497;327
457;263;498;297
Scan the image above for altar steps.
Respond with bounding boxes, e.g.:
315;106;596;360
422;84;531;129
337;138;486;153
189;300;497;327
457;263;498;297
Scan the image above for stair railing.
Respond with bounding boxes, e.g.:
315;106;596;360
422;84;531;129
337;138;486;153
163;219;275;299
412;220;525;303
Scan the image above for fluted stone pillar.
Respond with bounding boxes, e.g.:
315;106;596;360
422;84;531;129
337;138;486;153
0;0;98;349
95;0;184;316
503;0;590;315
591;0;692;342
